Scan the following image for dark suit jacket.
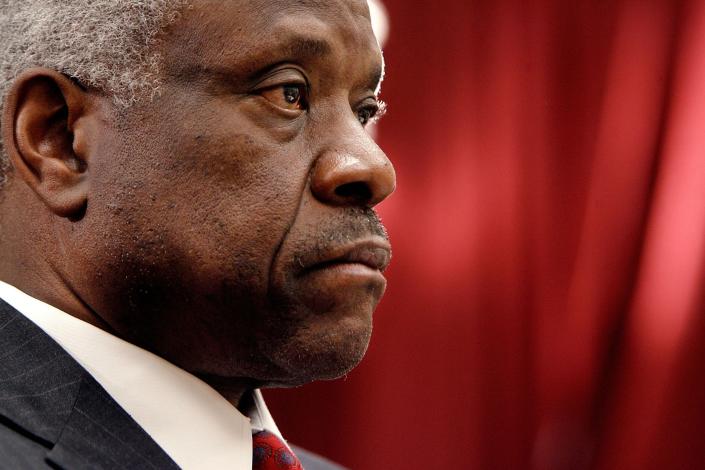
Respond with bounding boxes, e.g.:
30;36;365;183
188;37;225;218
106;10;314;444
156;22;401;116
0;299;345;469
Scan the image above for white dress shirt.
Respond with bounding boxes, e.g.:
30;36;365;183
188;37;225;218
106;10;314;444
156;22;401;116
0;280;288;470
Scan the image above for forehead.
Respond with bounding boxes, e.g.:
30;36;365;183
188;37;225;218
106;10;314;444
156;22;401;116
162;0;381;81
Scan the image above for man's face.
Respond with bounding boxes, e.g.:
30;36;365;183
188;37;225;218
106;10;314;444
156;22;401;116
72;0;395;386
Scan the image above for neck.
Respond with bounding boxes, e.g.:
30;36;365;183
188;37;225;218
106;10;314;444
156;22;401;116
0;247;114;334
1;183;258;413
0;181;107;330
195;374;257;410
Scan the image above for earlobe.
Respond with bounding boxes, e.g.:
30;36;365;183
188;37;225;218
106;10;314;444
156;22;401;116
1;68;92;218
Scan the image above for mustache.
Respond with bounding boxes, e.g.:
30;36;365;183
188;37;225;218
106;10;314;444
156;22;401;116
291;208;389;269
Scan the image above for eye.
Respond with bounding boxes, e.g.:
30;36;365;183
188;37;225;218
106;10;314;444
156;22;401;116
357;107;374;125
357;100;387;126
260;84;308;111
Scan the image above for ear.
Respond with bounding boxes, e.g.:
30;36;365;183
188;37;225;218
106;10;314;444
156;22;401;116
1;68;94;218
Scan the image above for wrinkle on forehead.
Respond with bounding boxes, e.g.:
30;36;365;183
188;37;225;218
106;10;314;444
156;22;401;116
249;0;371;17
161;0;380;79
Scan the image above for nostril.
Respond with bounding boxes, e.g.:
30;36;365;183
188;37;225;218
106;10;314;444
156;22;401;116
334;181;372;203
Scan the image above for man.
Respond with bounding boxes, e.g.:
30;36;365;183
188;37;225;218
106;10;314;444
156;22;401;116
0;0;395;468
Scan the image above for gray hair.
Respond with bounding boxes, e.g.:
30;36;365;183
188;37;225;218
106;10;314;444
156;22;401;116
0;0;190;187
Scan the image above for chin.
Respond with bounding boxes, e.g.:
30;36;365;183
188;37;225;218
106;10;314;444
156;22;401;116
261;312;374;387
256;264;385;385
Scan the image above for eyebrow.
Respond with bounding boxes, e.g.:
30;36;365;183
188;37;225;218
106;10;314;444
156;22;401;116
280;36;333;61
271;35;384;92
182;33;385;94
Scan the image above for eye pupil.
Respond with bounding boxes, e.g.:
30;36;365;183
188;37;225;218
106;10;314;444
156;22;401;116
283;86;300;104
259;79;307;111
358;108;372;125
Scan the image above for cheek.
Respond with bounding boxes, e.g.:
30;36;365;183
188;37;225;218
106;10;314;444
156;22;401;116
93;110;310;300
169;136;307;284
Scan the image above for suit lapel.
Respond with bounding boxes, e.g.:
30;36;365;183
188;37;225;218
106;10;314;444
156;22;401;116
0;299;82;446
46;376;179;470
0;299;178;469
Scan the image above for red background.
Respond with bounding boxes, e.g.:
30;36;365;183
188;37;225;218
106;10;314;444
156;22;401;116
267;1;705;468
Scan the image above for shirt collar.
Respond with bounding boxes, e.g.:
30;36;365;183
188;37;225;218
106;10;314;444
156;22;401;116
0;280;286;470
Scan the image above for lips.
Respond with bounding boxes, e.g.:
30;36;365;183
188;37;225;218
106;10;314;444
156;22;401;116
298;238;392;275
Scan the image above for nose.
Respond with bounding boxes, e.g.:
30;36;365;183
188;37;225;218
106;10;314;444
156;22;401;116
310;128;396;208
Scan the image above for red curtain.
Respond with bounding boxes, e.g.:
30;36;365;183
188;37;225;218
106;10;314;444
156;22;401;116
266;0;705;468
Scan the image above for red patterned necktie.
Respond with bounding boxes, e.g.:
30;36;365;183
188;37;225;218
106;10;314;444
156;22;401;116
252;430;303;470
